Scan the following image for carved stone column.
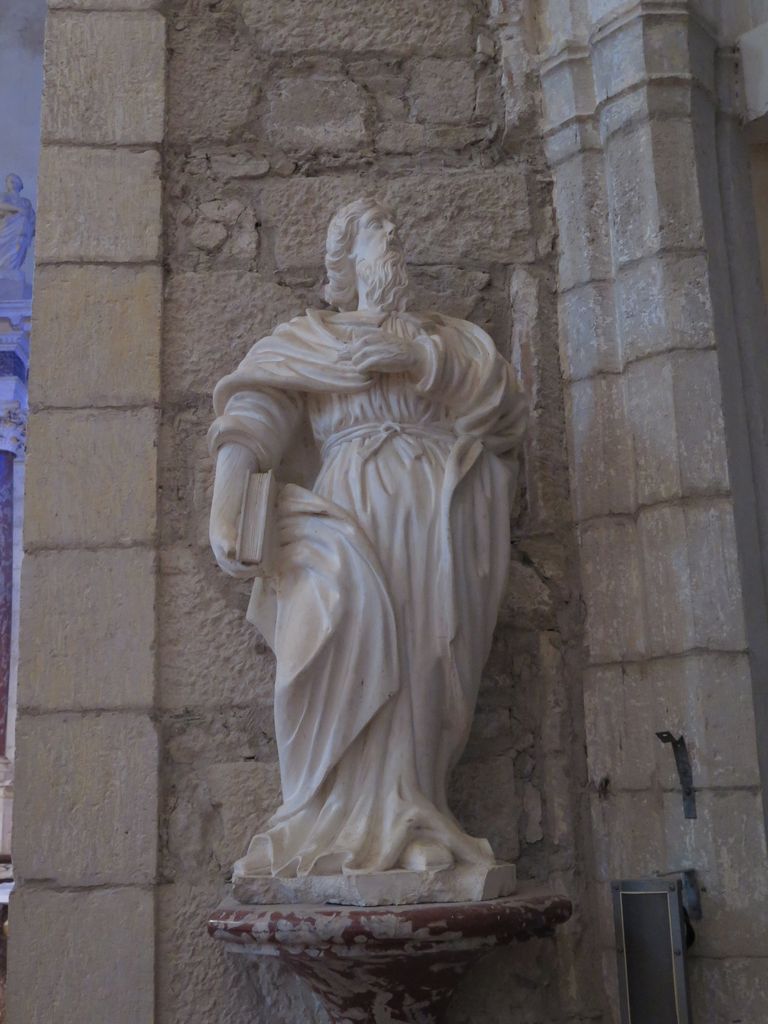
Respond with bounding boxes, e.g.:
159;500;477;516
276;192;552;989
538;0;768;1011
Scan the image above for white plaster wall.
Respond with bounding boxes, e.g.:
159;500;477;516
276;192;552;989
0;0;46;281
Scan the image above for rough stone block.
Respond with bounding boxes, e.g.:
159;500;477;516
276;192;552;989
540;53;595;131
589;789;665;882
616;252;715;365
583;663;656;790
234;0;474;56
259;168;532;269
158;402;211;548
408;59;476;124
264;76;369;153
605;119;705;266
566;375;636;520
43;11;166;145
637;503;696;655
37;146;161;262
376;122;488;155
684;499;747;650
14;712;158;885
592;17;647;102
19;548;156;712
161;704;276;773
649;652;760;789
409;266;494;321
32;264;161;407
207;761;281;872
161;759;280;880
592;14;692;104
552;152;612;291
167;15;261;144
163;271;303;401
638;499;746;656
670;350;730;497
7;887;154;1024
24;408;158;549
449;755;520;864
578;518;646;663
626;351;730;505
625;354;679;504
157;880;322;1024
558;281;619;381
663;789;768;957
168;189;260;269
158;545;276;710
497;559;556;631
49;0;160;6
645;16;715;95
688;956;768;1024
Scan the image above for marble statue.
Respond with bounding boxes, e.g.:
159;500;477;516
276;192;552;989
0;175;35;274
209;198;528;906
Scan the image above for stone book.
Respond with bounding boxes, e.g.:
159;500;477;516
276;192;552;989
235;470;277;573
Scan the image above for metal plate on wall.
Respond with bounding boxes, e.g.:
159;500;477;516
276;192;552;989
612;878;692;1024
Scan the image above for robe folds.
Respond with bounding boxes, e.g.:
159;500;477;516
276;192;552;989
209;308;527;877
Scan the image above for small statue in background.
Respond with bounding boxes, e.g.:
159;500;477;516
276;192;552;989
209;198;527;906
0;175;35;274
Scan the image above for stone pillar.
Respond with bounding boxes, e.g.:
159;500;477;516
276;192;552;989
6;4;166;1023
540;0;768;1018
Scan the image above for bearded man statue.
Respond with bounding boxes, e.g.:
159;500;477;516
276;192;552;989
208;198;528;906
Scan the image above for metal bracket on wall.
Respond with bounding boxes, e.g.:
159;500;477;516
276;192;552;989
656;732;697;819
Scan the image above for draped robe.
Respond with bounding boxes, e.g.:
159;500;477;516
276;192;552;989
0;194;35;271
209;308;527;878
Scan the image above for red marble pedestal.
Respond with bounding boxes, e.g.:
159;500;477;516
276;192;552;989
209;889;572;1023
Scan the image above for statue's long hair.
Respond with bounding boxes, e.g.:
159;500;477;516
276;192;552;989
323;197;390;311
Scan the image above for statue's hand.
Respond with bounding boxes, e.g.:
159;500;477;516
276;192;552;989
339;328;420;375
210;511;258;579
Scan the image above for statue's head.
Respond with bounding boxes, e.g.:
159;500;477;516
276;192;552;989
324;197;409;313
5;174;22;195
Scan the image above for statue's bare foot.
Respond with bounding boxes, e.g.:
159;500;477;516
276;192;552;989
399;840;453;872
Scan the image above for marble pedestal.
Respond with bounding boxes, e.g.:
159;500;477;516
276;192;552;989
232;860;517;907
209;889;572;1024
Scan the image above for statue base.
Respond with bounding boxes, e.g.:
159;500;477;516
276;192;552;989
232;860;516;907
209;889;572;1023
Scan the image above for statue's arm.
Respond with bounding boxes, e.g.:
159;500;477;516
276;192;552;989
414;328;526;452
208;386;302;577
209;442;258;576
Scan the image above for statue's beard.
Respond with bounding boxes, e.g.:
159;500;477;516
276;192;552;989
357;248;409;312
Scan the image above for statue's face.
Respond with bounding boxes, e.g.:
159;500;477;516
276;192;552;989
352;206;401;270
5;175;22;194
